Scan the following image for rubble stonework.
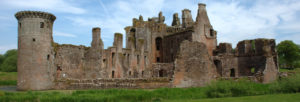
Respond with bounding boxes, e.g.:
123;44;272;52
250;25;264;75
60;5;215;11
15;3;279;91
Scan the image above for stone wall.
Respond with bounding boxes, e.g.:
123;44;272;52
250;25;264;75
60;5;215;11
151;63;174;78
54;78;171;89
162;30;193;63
173;41;217;87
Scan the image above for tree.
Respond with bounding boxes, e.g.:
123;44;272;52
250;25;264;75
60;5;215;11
0;54;4;65
0;49;17;72
277;40;300;69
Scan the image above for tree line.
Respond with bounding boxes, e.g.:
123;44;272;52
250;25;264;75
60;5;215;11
0;40;299;72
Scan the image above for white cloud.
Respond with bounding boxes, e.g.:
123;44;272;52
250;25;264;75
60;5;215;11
53;31;77;38
206;0;300;46
1;0;86;14
0;45;17;54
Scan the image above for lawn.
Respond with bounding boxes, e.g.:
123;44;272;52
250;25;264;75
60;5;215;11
279;68;300;73
164;93;300;102
0;72;17;86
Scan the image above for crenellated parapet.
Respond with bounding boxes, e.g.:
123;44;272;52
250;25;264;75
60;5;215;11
15;11;56;22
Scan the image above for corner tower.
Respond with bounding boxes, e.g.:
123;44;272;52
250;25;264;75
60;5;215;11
15;11;56;90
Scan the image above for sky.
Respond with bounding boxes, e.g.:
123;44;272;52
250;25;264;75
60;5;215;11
0;0;299;54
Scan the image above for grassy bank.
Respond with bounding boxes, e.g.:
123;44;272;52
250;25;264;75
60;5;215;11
0;73;300;102
164;93;300;102
0;72;17;86
0;70;300;102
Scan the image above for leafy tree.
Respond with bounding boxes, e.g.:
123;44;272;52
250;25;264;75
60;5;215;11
0;49;17;72
277;40;300;69
0;54;4;65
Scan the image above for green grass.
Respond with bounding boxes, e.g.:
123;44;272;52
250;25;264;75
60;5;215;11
279;68;300;72
0;71;300;101
164;93;300;102
0;72;17;86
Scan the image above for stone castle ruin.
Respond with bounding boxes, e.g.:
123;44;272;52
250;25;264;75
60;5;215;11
15;3;279;91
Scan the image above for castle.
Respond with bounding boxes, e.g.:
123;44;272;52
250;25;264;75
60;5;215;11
15;3;279;91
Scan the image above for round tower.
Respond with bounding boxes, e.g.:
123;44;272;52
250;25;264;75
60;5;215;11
15;11;56;90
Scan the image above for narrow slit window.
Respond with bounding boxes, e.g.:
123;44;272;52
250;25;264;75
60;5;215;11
112;53;115;64
137;55;140;64
47;54;50;60
33;38;36;42
112;71;115;78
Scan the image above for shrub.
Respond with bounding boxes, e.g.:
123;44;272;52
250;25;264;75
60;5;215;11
0;49;17;72
270;73;300;93
205;79;269;98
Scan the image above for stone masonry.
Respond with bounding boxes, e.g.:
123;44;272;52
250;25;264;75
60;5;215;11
15;3;278;90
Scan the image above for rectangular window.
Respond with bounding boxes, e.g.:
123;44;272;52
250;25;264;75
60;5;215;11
40;22;44;28
156;57;160;62
112;53;115;65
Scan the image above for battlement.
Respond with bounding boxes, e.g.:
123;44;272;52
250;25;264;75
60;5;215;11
15;11;56;22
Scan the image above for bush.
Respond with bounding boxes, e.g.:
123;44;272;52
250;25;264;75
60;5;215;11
270;73;300;93
205;79;269;98
0;49;17;72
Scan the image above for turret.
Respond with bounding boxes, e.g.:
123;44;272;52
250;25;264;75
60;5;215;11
172;13;181;26
196;3;211;26
182;9;194;28
15;11;56;90
113;33;123;53
158;11;165;23
91;27;104;50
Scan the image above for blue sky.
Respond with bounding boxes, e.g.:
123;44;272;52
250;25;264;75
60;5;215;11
0;0;300;54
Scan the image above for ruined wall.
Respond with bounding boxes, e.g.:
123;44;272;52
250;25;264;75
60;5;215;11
54;78;171;89
235;39;278;83
151;63;174;78
162;30;193;63
173;41;217;87
213;43;238;77
193;3;217;56
54;45;86;79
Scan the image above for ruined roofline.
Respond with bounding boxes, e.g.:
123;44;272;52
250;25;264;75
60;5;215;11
15;11;56;22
